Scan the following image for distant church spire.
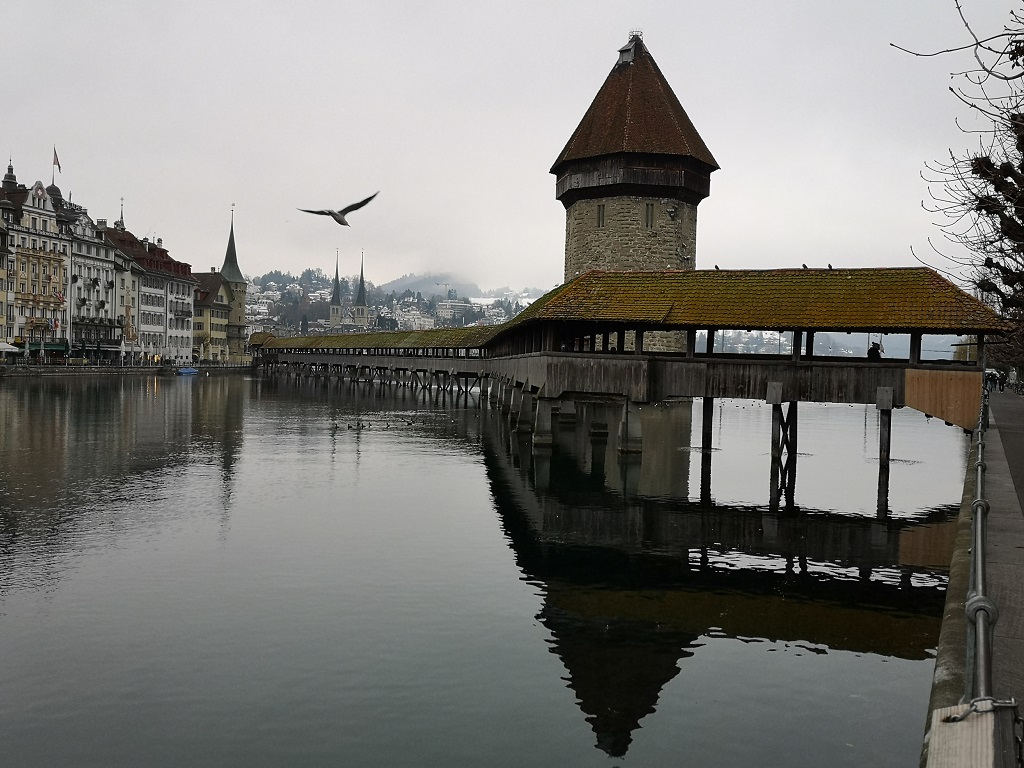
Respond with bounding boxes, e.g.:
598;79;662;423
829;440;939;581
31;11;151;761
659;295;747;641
220;204;245;283
330;249;343;305
355;251;367;307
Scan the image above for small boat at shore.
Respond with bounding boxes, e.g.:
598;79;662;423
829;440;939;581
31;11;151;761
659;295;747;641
176;366;199;376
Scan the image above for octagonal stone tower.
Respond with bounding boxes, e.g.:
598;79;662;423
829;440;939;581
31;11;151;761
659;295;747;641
552;34;719;283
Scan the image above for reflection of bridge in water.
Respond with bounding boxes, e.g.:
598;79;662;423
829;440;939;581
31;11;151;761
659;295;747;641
472;397;956;758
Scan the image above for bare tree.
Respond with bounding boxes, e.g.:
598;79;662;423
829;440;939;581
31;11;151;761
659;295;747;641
897;4;1024;312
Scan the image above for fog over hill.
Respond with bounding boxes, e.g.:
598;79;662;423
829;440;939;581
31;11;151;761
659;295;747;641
374;272;547;299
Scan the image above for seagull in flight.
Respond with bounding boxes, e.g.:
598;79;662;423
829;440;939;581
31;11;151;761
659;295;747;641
298;192;378;227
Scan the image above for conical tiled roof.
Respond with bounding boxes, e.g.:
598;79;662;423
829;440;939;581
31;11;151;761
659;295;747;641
221;220;245;284
551;35;718;174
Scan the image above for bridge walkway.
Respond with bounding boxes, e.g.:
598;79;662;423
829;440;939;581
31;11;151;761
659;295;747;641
985;390;1024;704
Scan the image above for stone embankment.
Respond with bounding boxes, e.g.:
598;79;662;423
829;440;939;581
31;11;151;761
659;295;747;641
0;364;251;377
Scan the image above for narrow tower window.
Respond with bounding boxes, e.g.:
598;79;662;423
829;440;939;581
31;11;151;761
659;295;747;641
596;204;605;228
645;203;655;229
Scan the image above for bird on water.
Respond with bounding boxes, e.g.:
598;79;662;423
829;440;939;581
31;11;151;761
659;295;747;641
298;192;378;227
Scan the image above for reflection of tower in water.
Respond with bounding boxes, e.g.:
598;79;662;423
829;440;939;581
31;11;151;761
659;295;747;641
482;401;954;757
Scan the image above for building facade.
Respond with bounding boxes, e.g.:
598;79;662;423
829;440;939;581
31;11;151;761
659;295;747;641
0;166;74;354
105;218;196;364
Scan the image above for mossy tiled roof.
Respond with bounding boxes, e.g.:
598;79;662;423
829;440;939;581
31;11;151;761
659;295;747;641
551;35;718;173
262;325;499;351
259;267;1009;353
502;267;1011;334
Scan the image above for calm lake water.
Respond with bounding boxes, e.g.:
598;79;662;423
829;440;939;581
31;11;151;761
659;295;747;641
0;375;969;767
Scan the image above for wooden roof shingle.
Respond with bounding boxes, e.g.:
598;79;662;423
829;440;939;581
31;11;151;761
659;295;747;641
551;35;718;173
502;268;1012;335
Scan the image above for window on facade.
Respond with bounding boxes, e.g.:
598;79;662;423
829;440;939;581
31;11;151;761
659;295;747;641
596;204;605;228
645;203;655;229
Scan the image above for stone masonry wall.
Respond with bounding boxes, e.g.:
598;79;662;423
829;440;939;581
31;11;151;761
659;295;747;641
563;195;699;282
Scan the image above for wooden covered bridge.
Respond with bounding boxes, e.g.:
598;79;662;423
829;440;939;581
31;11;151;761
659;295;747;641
254;266;1010;510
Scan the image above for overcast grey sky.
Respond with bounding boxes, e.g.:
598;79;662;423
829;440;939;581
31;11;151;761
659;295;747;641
5;1;1011;291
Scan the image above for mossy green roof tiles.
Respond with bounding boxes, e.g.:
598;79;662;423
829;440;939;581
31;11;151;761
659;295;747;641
499;267;1011;335
259;267;1009;353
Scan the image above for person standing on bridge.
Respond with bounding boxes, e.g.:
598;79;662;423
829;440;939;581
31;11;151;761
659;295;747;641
867;342;882;361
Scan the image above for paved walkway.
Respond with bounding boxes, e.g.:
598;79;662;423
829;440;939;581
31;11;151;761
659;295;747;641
982;390;1024;704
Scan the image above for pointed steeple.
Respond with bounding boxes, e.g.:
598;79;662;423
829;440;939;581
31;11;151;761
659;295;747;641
355;251;367;307
330;250;343;305
220;207;245;284
551;33;718;174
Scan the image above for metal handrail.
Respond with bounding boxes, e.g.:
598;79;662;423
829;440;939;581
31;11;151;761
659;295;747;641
966;389;995;700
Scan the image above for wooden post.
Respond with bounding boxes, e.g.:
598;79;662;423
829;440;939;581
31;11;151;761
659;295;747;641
909;332;922;365
686;328;697;359
516;386;533;433
533;398;554;447
500;380;514;414
767;383;783;508
701;396;714;503
618;400;643;453
791;331;802;361
783;402;798;508
804;331;815;359
770;403;783;510
558;399;577;423
877;386;893;517
706;329;716;355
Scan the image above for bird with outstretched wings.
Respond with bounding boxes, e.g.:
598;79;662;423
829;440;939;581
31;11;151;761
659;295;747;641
298;192;378;227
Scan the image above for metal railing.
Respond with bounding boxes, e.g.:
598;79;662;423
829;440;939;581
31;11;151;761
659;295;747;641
928;388;1022;766
966;389;998;701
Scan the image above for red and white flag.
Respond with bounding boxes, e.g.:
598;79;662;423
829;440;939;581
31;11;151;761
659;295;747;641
53;148;61;173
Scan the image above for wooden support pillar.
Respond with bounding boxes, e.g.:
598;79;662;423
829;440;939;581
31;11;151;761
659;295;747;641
558;399;577;423
877;386;893;518
509;383;524;426
686;328;697;358
533;398;554;447
804;331;815;358
479;376;489;400
782;401;798;507
601;331;610;353
489;377;500;406
532;447;552;491
791;331;803;362
635;329;644;354
701;396;714;504
517;387;534;433
706;329;716;355
617;400;643;453
909;333;922;365
589;420;608;482
500;380;514;414
767;382;798;510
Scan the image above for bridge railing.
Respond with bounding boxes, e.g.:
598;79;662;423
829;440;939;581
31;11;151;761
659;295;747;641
925;389;1022;767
